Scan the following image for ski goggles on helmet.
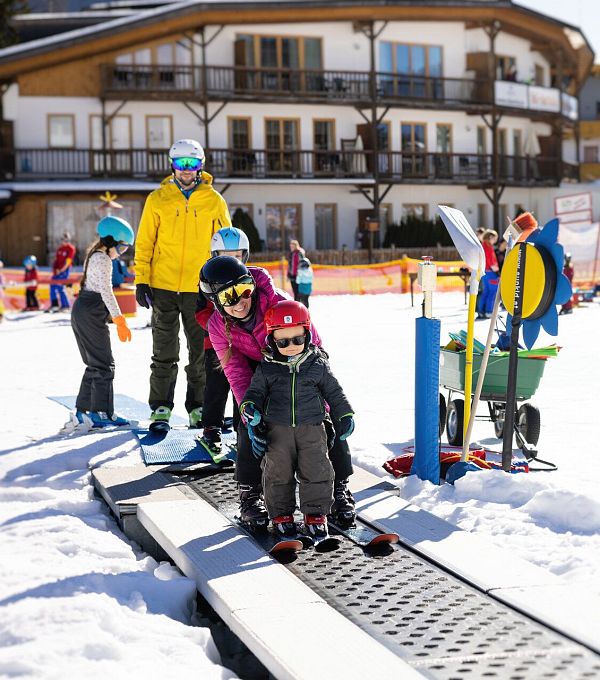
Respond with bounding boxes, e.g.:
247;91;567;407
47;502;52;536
273;333;306;349
216;277;255;307
172;156;203;171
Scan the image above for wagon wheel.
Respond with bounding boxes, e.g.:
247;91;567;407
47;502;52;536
492;402;505;439
446;398;464;446
439;393;447;437
516;403;541;445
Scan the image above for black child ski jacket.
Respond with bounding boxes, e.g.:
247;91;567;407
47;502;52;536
241;347;353;428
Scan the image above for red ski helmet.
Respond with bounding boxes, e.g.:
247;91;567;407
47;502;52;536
264;300;310;335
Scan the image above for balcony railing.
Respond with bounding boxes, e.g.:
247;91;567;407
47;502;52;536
100;64;490;108
0;147;570;186
99;64;577;117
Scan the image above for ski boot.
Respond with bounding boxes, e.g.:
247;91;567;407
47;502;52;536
64;409;93;432
188;407;203;429
272;514;297;538
89;412;130;428
149;406;171;433
198;427;224;462
330;478;356;528
304;513;329;540
238;484;268;532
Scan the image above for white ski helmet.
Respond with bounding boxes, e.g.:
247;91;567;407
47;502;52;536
210;226;250;263
169;139;205;164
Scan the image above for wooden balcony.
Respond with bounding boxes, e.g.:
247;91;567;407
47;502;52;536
100;64;490;109
99;64;577;120
0;147;572;187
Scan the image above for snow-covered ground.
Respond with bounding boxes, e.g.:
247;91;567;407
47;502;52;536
1;291;599;677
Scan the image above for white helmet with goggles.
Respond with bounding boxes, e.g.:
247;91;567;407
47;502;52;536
169;139;205;172
210;227;250;263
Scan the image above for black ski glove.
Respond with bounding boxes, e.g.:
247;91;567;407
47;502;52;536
136;283;153;309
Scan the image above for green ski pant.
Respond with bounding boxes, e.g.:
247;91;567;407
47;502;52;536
149;288;205;413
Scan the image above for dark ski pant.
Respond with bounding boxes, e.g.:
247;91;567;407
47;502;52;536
202;347;231;429
261;423;333;517
149;289;205;412
71;290;114;414
296;292;310;308
235;418;353;487
25;289;39;308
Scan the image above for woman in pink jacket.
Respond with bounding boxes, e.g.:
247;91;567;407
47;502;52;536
200;255;355;530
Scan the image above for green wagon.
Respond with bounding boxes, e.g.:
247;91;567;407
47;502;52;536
439;348;547;447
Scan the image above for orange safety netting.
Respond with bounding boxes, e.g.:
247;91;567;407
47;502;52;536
251;258;470;296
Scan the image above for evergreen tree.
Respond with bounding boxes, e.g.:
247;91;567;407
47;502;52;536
232;207;262;253
0;1;28;48
383;214;454;248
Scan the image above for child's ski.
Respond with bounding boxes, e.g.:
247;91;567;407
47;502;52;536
328;518;399;551
196;434;236;466
298;525;341;552
149;420;170;434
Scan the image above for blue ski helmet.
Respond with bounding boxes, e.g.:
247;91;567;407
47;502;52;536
210;226;250;263
23;255;37;267
97;216;135;246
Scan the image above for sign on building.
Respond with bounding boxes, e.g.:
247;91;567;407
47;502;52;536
554;192;592;216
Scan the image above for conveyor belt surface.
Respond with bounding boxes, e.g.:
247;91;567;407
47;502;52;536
183;471;600;680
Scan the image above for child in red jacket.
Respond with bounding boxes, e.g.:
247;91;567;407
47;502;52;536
23;255;40;311
477;229;499;318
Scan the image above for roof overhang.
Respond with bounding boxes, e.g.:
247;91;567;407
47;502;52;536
0;1;593;87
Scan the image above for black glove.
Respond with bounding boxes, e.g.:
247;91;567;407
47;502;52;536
136;284;153;309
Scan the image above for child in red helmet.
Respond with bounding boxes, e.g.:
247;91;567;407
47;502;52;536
240;300;354;541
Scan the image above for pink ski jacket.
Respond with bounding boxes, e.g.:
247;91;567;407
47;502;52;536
207;266;321;405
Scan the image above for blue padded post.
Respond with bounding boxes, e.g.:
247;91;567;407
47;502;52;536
411;316;441;484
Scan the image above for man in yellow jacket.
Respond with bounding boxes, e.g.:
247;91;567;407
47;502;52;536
135;139;230;431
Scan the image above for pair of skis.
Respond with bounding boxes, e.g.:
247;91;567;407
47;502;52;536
244;518;399;558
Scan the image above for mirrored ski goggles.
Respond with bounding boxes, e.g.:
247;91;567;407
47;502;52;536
217;278;255;307
172;156;203;171
273;334;306;349
116;243;130;255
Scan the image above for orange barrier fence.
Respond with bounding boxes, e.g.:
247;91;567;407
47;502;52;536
251;258;471;296
1;269;135;316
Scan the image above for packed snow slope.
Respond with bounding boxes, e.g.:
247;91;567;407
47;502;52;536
0;291;598;678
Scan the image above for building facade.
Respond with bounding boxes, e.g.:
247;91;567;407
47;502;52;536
0;0;593;264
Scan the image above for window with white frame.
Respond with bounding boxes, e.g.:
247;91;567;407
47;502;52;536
48;115;75;148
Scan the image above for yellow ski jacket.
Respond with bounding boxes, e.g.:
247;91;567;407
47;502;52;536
134;172;231;293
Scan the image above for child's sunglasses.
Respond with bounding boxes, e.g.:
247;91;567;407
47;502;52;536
116;243;129;255
217;280;255;307
273;334;305;349
172;156;203;171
